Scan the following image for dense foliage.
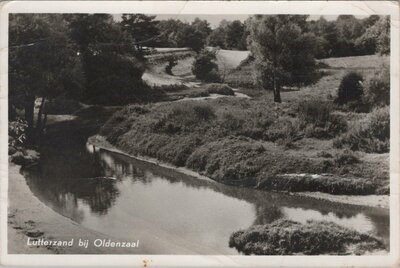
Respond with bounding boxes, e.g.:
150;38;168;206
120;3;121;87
335;72;364;105
248;15;318;102
191;50;221;82
9;14;83;142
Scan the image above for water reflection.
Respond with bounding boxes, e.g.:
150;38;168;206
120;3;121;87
22;141;389;254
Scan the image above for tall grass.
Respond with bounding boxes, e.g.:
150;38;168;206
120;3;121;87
229;219;385;255
334;106;389;153
297;99;348;139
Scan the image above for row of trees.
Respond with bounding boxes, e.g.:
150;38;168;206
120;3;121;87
147;14;390;57
309;15;390;58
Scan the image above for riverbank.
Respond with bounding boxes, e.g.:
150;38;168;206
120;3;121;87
8;163;109;254
8;162;207;254
88;135;388;208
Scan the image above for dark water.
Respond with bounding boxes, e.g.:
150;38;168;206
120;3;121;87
22;139;390;254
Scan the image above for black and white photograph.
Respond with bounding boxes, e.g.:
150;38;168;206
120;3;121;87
0;1;399;266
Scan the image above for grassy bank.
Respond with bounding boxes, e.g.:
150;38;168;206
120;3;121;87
98;54;389;196
229;219;386;255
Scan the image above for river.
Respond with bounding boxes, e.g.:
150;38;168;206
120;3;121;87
21;134;389;255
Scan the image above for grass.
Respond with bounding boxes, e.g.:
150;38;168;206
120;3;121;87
229;219;386;255
333;107;389;153
99;95;388;194
97;54;390;196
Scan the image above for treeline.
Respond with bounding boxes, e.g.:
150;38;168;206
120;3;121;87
309;15;390;58
149;14;390;57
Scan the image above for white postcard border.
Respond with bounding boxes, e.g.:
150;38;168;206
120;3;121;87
0;1;399;267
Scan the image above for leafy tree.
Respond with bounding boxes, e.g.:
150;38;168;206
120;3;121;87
356;16;390;55
336;15;365;41
192;49;220;82
9;14;83;142
225;20;245;50
208;20;248;50
207;20;228;48
156;18;208;52
363;15;381;28
177;24;205;52
120;14;160;50
157;19;186;47
66;14;146;104
191;17;212;39
248;15;317;103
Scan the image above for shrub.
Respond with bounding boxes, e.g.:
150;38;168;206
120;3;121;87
165;55;178;75
155;103;216;131
263;117;300;142
336;72;364;105
206;84;235;96
334;149;361;166
229;219;385;255
363;65;390;108
297;99;347;138
9;119;28;148
192;49;221;82
333;106;389;153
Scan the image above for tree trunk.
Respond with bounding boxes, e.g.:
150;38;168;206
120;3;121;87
24;94;35;144
36;97;45;130
271;22;281;103
272;67;282;103
36;97;46;141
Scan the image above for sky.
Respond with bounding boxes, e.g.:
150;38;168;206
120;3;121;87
114;14;369;29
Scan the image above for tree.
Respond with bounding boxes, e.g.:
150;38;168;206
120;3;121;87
120;14;160;50
177;24;205;52
356;16;390;55
9;14;83;143
192;49;221;82
66;14;146;104
157;19;186;47
191;17;212;40
225;20;245;50
207;20;228;48
248;15;317;103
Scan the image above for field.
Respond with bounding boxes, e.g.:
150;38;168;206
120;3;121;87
99;52;390;195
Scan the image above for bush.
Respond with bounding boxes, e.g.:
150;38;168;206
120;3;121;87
334;149;361;165
297;99;347;138
229;219;385;255
153;103;216;133
363;65;390;108
333;106;389;153
206;84;235;96
192;49;221;82
165;55;177;75
9;119;28;148
336;72;364;105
